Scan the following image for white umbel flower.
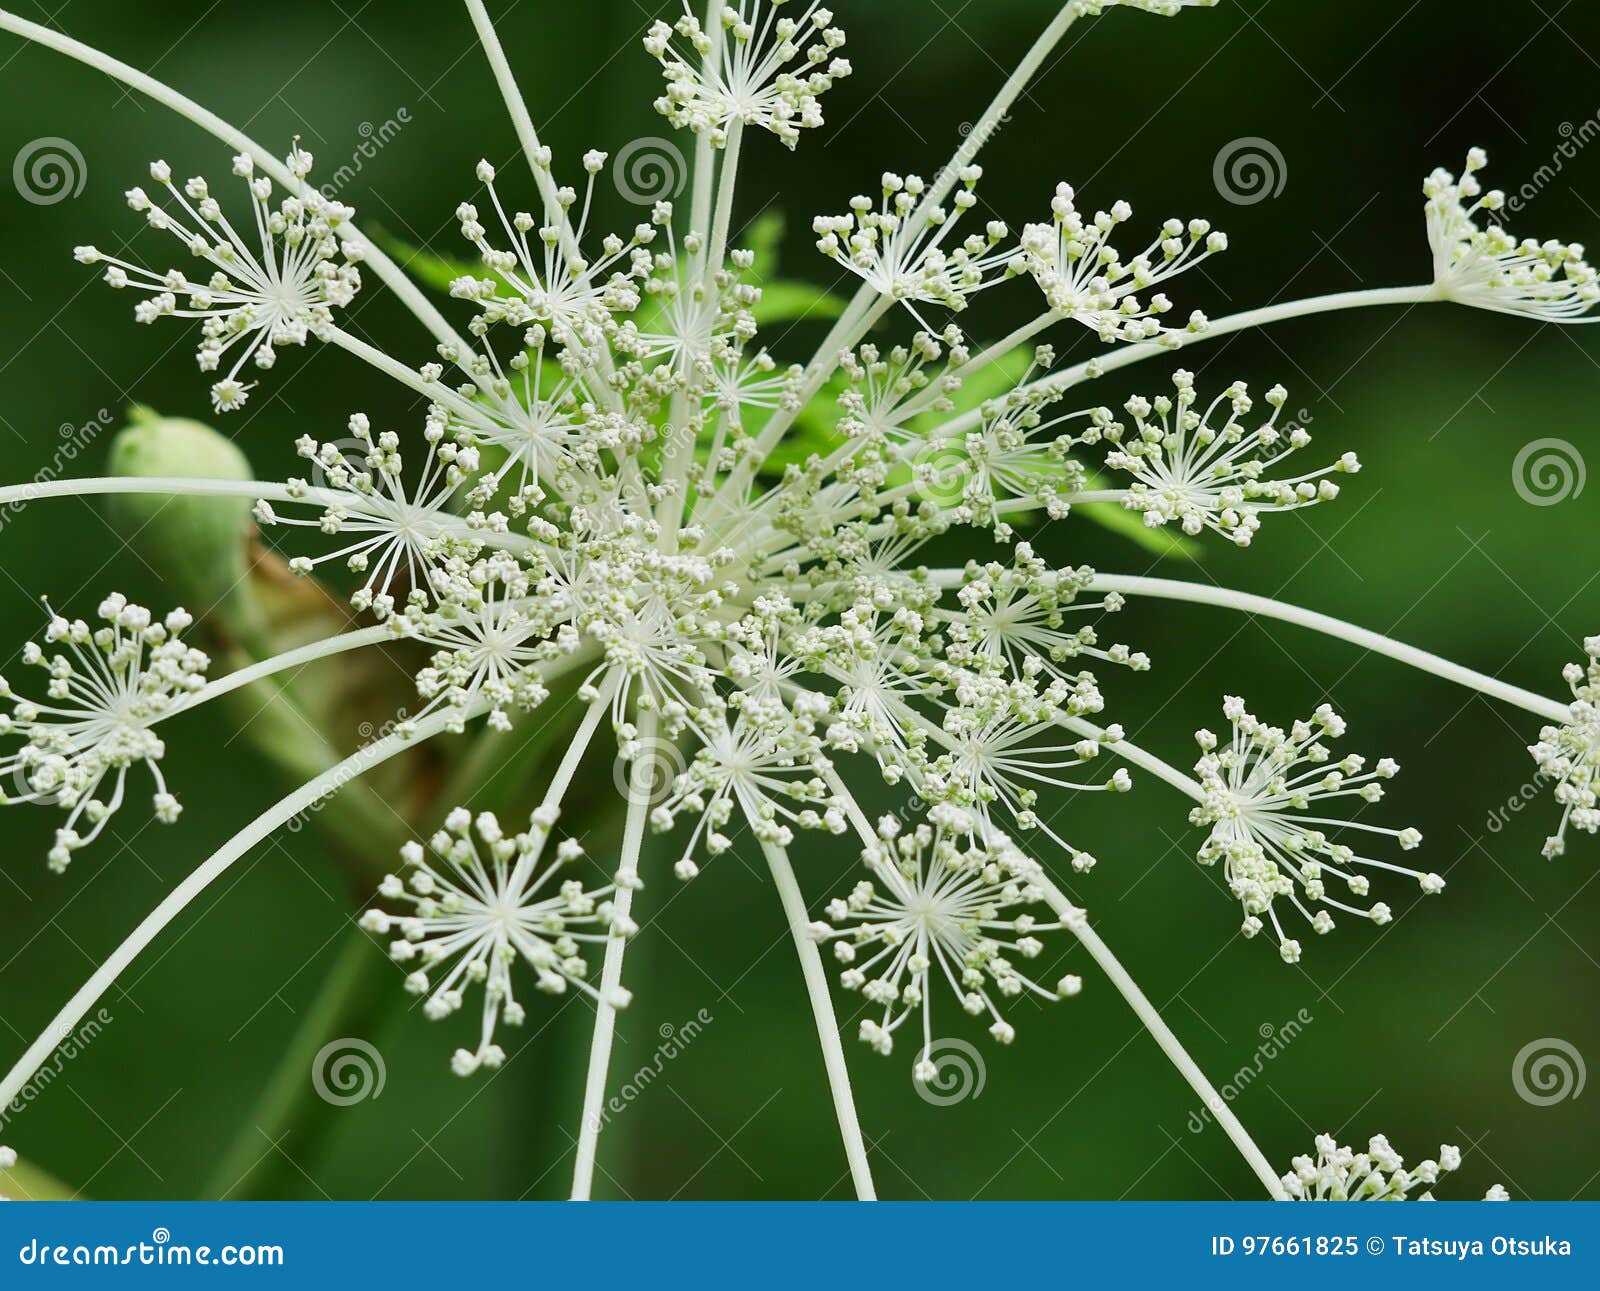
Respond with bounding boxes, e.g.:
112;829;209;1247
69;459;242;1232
1017;183;1223;343
74;147;361;412
1426;148;1600;323
454;155;652;345
1528;637;1600;858
362;806;635;1076
810;807;1082;1074
1091;371;1358;545
646;0;851;146
0;597;206;871
814;170;1012;321
411;559;558;734
1189;698;1436;962
652;694;844;880
1282;1133;1503;1201
255;413;491;619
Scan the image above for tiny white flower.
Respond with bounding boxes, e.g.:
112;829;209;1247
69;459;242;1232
1426;149;1600;323
1189;698;1433;958
811;807;1080;1072
1282;1132;1489;1201
1017;184;1223;344
75;146;360;412
646;0;851;147
1093;371;1357;546
0;598;206;871
1528;637;1600;858
366;807;633;1075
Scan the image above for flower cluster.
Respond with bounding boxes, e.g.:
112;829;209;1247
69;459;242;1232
74;148;361;412
1189;698;1437;963
0;597;207;871
361;806;635;1075
1090;370;1358;545
1529;637;1600;859
809;807;1082;1074
814;170;1013;319
4;0;1594;1203
1282;1133;1506;1201
1018;185;1222;343
1426;149;1600;323
646;0;851;146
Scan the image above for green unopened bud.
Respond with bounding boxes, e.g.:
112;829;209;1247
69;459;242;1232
104;407;258;623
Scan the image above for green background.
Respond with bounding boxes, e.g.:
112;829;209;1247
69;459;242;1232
1;0;1597;1201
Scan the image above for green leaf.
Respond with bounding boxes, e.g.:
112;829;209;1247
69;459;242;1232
741;209;788;273
751;280;850;327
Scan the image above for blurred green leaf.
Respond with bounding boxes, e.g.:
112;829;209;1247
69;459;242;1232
751;281;849;327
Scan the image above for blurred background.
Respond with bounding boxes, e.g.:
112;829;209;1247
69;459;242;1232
0;0;1597;1201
